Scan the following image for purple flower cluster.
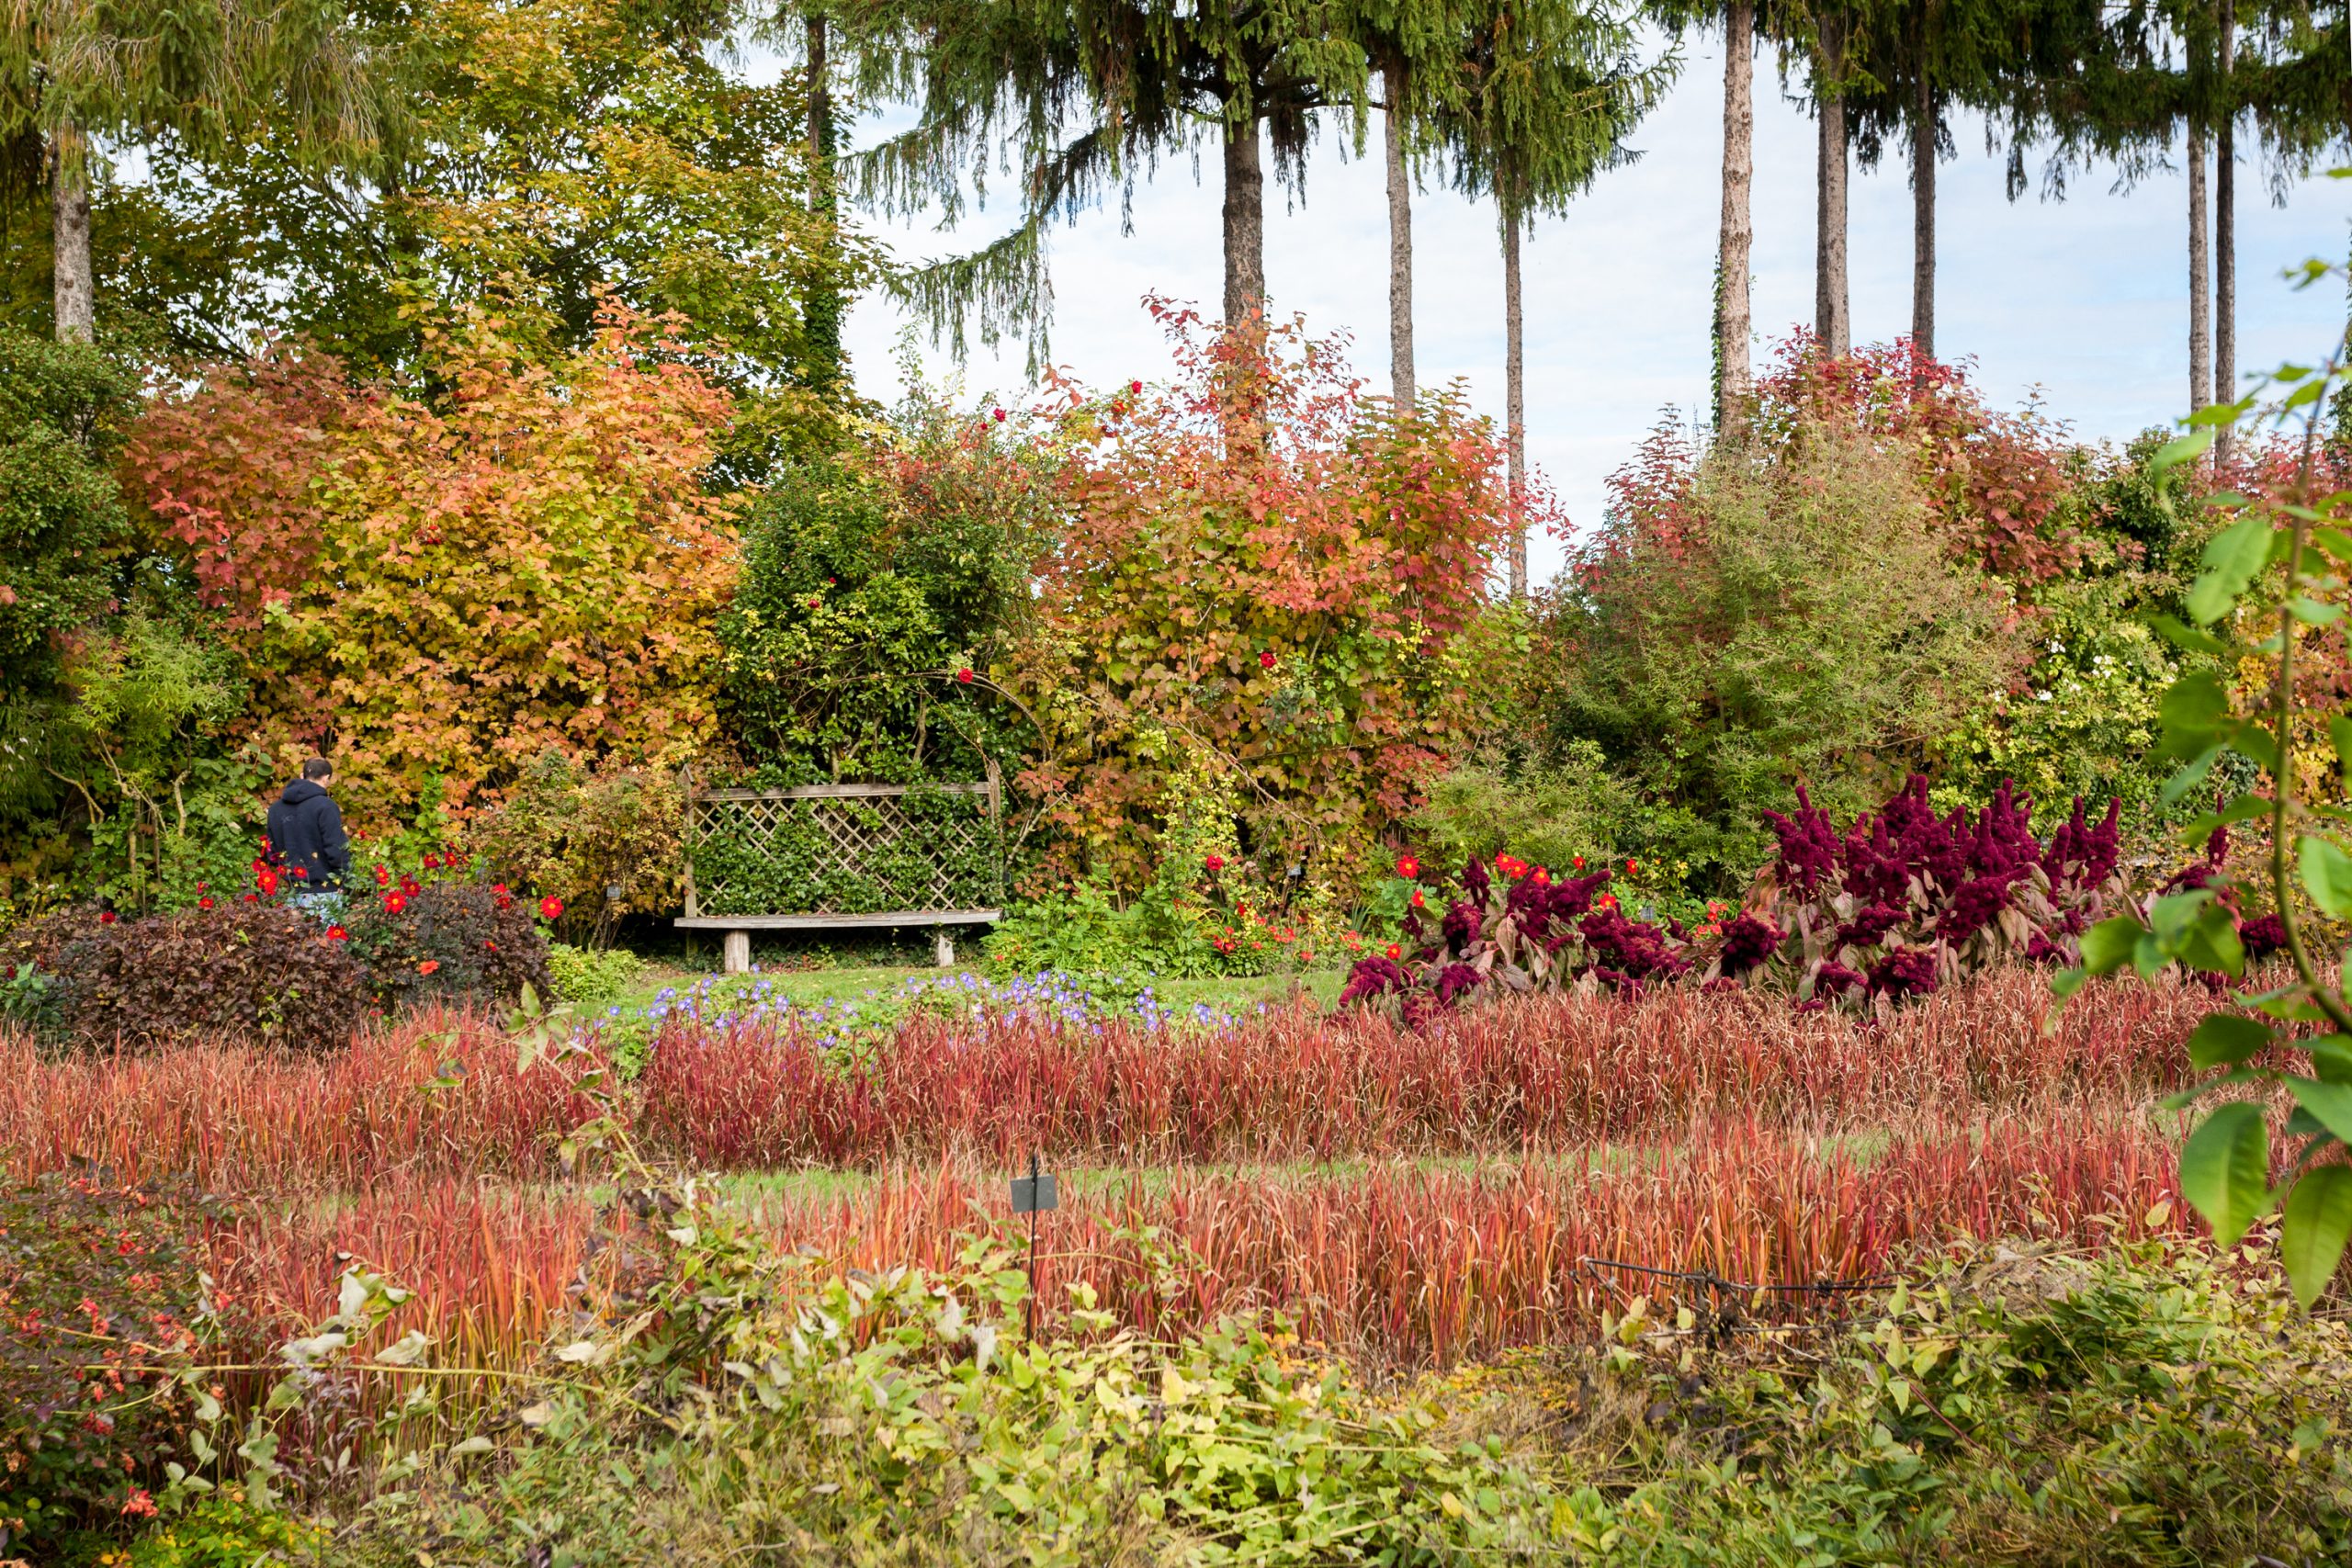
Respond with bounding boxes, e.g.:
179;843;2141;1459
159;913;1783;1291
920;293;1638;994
1579;906;1690;982
1771;775;2096;910
1717;911;1784;975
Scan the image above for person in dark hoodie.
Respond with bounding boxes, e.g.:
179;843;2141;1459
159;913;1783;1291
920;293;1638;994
266;757;352;917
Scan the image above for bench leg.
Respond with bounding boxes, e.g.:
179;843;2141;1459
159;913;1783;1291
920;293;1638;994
933;929;955;968
723;930;752;975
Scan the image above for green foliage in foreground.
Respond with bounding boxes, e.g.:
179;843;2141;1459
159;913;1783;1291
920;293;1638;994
171;1236;2352;1567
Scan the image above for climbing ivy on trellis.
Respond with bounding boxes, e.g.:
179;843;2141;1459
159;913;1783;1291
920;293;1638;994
688;782;1001;916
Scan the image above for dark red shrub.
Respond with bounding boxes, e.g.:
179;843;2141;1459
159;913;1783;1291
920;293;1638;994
341;884;551;1013
3;904;369;1052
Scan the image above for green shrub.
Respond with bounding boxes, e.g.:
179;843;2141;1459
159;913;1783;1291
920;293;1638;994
545;942;645;1010
1533;422;2030;892
467;750;686;943
117;1491;334;1566
0;1174;208;1554
1563;1241;2352;1565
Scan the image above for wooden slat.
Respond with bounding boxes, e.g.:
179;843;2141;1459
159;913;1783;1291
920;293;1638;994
675;910;1002;930
690;783;993;802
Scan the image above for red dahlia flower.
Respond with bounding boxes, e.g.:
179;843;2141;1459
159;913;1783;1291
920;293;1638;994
539;896;564;920
384;893;407;914
198;897;213;910
417;960;440;976
98;909;117;924
326;925;349;942
1385;942;1402;961
1396;854;1420;879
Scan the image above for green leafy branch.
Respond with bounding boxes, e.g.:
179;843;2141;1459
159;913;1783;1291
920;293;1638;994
2059;216;2352;1305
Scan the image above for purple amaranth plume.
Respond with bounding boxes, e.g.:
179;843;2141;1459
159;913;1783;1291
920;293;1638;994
1718;912;1784;974
1440;899;1483;955
1579;907;1689;982
1434;964;1483;1004
1339;956;1412;1005
1939;871;2025;943
1867;948;1939;1000
1764;785;1841;895
1815;960;1868;996
2238;914;2288;963
1833;902;1905;953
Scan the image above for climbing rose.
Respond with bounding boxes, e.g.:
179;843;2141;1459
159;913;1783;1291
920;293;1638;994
540;896;564;920
1129;379;1142;394
956;668;974;683
992;407;1006;422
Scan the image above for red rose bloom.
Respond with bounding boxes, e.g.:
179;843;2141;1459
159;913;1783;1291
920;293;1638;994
1130;379;1143;394
98;909;118;924
1259;649;1277;670
1204;853;1225;873
539;896;564;920
956;668;974;683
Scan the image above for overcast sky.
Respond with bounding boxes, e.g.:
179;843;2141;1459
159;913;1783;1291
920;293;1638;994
829;34;2351;585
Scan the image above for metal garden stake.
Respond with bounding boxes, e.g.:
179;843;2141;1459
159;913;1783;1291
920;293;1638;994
1010;1152;1057;1339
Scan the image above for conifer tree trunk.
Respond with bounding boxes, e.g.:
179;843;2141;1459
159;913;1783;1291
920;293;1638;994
1814;15;1850;357
1715;1;1755;435
1223;118;1267;330
806;13;842;388
51;128;94;344
2215;0;2236;456
1385;85;1415;412
1502;203;1527;599
2188;122;2212;412
1911;70;1936;362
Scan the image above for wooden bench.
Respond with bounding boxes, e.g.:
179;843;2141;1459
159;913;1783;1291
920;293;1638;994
676;776;1004;974
677;910;1004;973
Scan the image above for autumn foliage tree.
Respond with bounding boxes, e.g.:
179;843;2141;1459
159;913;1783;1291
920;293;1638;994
127;307;738;823
1012;305;1520;891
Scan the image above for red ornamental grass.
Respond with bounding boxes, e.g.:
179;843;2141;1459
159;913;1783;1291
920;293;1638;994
0;972;2228;1190
206;1103;2190;1379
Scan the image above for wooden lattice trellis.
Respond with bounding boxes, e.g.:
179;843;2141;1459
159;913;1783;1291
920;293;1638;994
682;776;1003;919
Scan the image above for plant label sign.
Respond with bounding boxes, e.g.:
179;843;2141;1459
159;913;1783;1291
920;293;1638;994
1011;1170;1057;1213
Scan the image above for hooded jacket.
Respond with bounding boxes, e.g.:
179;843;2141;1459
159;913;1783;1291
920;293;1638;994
266;779;351;891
